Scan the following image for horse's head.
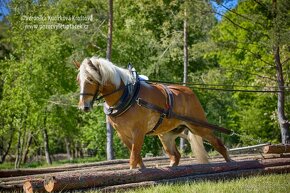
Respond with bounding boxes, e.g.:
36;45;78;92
76;58;101;112
76;56;134;112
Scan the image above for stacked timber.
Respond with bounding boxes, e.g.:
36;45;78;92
0;154;289;193
263;144;290;154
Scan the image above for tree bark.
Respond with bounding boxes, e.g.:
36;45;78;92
42;112;52;165
0;154;284;178
263;144;290;154
106;116;114;160
274;46;290;144
106;0;113;61
100;165;290;192
180;6;189;152
105;0;115;160
64;137;73;160
272;0;290;144
43;158;290;192
0;123;14;164
14;128;22;169
15;111;28;168
0;156;169;178
22;131;33;164
42;127;52;165
78;142;84;158
2;165;290;193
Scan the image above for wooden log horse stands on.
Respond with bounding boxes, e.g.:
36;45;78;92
76;56;233;169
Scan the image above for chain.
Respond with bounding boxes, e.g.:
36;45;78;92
230;130;267;145
200;130;269;150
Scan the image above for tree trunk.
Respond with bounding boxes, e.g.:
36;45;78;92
78;142;84;158
0;124;14;164
64;137;73;160
180;6;189;152
274;47;290;144
42;127;52;165
42;112;52;165
106;0;113;60
272;0;290;144
106;116;114;160
105;0;115;160
22;131;33;164
14;128;22;169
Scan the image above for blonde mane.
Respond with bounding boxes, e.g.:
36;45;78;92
79;56;134;88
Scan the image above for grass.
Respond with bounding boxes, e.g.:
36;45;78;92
122;173;290;193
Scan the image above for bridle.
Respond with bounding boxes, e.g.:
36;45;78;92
79;59;137;107
79;83;133;105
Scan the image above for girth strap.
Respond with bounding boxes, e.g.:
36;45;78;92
137;84;174;134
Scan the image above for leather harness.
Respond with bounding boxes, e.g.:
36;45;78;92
137;84;174;135
104;81;141;117
104;79;232;135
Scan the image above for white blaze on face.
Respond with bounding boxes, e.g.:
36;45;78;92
79;64;87;104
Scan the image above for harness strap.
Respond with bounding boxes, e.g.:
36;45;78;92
105;81;141;117
136;98;232;135
136;98;168;134
171;112;232;135
162;85;174;118
136;84;174;135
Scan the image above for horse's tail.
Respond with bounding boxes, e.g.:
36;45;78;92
179;131;209;164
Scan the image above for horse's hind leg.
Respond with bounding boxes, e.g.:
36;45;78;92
158;132;181;167
203;132;233;162
186;124;232;162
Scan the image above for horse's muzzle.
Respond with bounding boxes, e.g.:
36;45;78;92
78;102;92;112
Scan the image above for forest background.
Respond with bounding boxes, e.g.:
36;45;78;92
0;0;289;168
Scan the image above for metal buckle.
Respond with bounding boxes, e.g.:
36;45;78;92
136;98;141;106
160;113;166;119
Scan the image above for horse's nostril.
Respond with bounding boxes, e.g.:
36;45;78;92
84;106;90;112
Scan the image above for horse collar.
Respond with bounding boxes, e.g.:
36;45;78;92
104;80;141;117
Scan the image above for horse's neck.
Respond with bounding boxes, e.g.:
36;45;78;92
102;81;124;106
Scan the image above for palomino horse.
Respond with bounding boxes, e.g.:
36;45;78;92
76;56;232;169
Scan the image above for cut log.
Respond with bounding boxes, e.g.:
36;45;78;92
263;144;290;154
100;165;290;192
0;156;169;178
0;183;23;192
43;158;290;192
0;154;282;179
23;179;45;193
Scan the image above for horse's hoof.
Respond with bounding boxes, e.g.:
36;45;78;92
227;158;235;162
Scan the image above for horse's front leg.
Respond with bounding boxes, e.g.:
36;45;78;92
130;129;146;169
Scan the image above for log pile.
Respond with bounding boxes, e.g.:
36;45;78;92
263;144;290;154
0;154;289;193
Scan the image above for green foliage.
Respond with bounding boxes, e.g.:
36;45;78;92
206;0;289;145
1;0;287;167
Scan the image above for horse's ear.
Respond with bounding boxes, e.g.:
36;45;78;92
87;59;94;66
73;59;81;69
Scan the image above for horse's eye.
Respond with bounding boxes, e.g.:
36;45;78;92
87;77;94;83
